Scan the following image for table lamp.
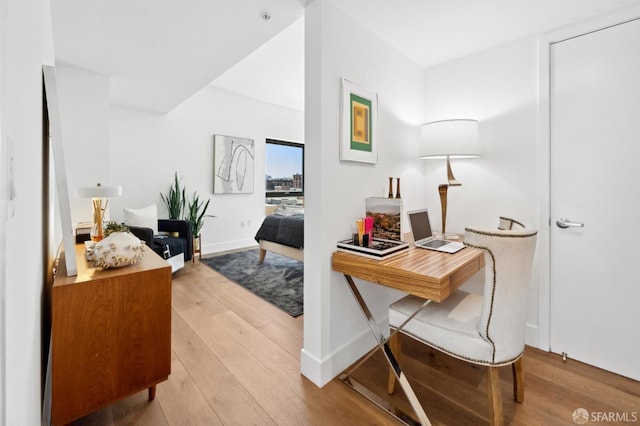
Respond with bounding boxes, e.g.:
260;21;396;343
76;183;123;242
419;119;479;238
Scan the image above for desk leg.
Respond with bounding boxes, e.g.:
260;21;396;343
341;274;432;426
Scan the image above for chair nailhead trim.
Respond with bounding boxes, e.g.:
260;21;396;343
464;241;498;363
391;327;524;367
463;228;538;238
498;216;526;230
461;226;536;363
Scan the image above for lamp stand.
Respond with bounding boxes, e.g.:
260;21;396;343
438;184;449;237
438;157;462;239
446;156;461;187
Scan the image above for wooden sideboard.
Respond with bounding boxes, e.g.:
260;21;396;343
50;244;172;425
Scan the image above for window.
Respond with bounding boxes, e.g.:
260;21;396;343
265;139;304;202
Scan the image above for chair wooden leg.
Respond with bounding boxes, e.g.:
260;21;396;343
387;331;401;395
512;357;524;403
486;367;503;426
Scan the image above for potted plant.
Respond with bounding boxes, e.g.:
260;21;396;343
104;221;130;237
160;172;186;219
186;192;213;260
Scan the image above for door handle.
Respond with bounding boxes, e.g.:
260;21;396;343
556;218;585;229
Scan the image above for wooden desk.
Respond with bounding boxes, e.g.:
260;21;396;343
332;244;484;302
332;243;484;426
50;244;172;425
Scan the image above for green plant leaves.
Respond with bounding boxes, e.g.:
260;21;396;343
162;172;212;236
186;191;211;236
160;172;186;220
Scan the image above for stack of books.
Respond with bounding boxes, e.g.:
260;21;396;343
336;238;409;259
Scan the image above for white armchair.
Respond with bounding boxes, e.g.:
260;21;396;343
387;218;537;425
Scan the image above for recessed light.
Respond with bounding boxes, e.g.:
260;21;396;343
259;11;271;22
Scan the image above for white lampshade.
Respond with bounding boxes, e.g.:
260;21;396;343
76;183;123;198
419;119;480;159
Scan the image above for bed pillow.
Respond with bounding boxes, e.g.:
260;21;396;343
123;203;158;235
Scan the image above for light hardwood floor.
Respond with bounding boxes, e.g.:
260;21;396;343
72;260;640;425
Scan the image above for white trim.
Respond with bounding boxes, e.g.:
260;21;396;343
202;239;258;256
300;319;381;388
525;323;538;347
536;3;640;350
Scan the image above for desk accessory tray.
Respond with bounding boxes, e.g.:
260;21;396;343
337;238;409;259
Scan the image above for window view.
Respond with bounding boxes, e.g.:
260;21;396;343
265;139;304;206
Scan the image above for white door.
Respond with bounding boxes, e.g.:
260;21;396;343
550;18;640;380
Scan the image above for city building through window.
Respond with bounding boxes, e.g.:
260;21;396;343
265;139;304;205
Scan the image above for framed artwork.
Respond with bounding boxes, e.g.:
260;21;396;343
340;78;378;164
213;134;255;194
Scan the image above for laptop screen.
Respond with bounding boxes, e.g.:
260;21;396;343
408;209;433;241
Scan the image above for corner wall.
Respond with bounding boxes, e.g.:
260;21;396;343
1;0;51;423
422;37;540;342
301;0;426;386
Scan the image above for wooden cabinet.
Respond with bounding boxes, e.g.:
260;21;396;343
50;244;172;425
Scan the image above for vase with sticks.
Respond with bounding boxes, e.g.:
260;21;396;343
91;198;108;242
76;182;123;243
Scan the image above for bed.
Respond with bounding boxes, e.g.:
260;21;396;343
254;211;304;263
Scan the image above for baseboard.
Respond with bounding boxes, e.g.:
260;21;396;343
201;239;257;256
525;322;540;349
300;322;380;388
300;349;328;387
301;321;543;388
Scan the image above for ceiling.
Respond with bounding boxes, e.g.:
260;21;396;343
51;0;639;113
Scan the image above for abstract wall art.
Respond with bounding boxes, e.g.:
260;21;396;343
340;78;378;164
213;134;255;194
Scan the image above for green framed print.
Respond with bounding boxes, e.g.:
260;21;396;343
340;78;378;164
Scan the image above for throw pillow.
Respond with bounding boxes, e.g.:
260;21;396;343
124;203;158;235
92;231;144;269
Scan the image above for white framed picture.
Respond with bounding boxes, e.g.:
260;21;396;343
213;134;255;194
340;78;378;164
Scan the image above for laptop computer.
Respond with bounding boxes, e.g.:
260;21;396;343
407;209;465;254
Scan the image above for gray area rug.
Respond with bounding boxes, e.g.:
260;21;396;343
201;249;303;317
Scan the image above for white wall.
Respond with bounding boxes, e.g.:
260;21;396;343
301;0;426;386
55;64;304;255
421;37;541;341
1;0;52;423
108;86;304;254
56;65;111;223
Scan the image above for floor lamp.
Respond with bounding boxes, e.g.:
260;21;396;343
419;119;480;238
76;183;123;242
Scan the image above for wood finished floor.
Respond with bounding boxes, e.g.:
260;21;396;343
72;260;640;425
